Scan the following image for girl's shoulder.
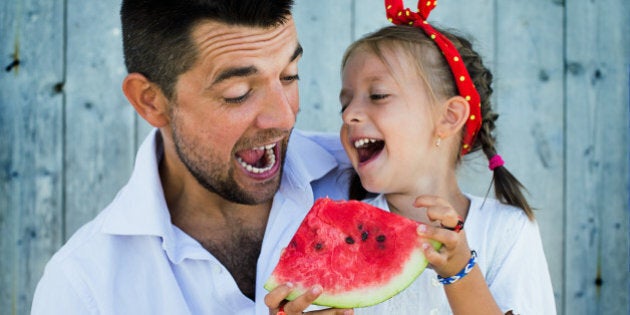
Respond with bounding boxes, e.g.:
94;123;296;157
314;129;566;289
465;194;542;258
466;194;533;228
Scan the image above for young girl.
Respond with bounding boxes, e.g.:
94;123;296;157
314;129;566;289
337;1;556;314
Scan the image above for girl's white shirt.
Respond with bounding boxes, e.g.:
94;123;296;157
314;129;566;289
354;193;557;315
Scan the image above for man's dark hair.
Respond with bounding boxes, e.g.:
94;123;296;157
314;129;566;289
121;0;295;99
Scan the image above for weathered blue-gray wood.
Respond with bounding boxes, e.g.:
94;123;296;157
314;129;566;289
0;0;629;314
565;0;630;314
0;1;65;314
495;1;566;313
63;0;135;236
293;0;355;132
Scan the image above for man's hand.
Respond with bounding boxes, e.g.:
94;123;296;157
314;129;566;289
265;283;354;315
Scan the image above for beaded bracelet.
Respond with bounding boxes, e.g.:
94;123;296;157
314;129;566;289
437;250;477;285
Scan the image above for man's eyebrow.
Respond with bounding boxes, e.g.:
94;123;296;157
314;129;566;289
290;43;303;62
211;44;302;86
212;66;258;85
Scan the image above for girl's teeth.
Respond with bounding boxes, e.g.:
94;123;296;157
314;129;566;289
354;138;377;148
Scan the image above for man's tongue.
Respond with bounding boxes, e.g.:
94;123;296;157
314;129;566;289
237;149;266;167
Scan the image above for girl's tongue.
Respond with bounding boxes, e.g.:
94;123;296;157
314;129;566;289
358;140;385;163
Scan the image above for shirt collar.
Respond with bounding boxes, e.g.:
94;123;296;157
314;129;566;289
280;129;339;195
100;128;341;261
101;129;171;237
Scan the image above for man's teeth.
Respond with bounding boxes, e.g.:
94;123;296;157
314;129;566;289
354;138;378;148
237;143;277;174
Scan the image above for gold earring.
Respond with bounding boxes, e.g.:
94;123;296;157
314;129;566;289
435;137;442;148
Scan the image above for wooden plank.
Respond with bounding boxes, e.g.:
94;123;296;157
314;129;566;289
565;0;630;314
293;0;354;132
0;0;65;313
430;0;495;70
64;0;137;236
494;1;565;313
352;0;389;40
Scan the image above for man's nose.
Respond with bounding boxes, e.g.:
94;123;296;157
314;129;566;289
255;83;297;131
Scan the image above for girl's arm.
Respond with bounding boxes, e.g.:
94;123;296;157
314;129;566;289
415;196;503;315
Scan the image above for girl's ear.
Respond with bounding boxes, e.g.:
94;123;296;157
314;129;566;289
436;95;470;138
122;73;170;128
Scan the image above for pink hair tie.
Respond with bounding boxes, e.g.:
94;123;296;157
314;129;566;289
488;154;504;171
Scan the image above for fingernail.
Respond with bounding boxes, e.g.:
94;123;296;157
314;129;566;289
310;285;323;295
343;311;352;315
285;282;294;288
417;224;427;234
422;242;430;250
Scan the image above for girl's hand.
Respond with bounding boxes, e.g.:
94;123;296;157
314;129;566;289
264;283;354;315
413;195;473;278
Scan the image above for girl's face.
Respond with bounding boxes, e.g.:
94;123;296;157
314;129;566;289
339;47;441;195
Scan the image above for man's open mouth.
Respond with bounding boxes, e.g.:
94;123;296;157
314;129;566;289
235;143;278;175
354;138;385;163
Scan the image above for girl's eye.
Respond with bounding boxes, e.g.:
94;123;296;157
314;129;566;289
370;94;389;101
224;91;250;104
281;74;300;83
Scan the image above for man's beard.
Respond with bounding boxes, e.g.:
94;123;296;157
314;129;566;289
170;116;289;205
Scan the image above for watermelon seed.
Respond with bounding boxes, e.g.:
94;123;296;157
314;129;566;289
361;231;369;241
376;235;386;242
358;224;363;230
315;243;323;250
345;236;355;244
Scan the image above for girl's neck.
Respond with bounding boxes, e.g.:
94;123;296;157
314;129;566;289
384;176;470;223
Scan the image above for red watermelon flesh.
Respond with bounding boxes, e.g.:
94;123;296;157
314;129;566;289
264;198;441;308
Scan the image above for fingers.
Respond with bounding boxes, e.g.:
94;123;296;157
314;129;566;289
266;284;353;315
264;283;294;311
413;195;472;277
417;223;461;252
283;285;323;314
309;308;354;315
413;195;461;229
418;223;471;277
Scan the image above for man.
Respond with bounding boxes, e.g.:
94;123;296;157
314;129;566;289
31;1;352;314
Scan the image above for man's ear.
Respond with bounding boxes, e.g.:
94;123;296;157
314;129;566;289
122;73;169;128
436;96;470;138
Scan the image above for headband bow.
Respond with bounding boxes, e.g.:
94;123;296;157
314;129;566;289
385;0;481;155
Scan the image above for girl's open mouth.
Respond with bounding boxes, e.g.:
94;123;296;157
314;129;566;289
354;138;385;164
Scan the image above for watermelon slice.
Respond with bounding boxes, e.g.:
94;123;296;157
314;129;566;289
264;198;441;308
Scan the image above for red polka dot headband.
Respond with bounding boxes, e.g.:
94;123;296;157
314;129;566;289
385;0;481;155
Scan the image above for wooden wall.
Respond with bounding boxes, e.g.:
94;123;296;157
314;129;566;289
1;0;628;314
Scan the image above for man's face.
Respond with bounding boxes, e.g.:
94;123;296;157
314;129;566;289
168;17;301;205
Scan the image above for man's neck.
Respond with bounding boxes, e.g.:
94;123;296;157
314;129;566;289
158;138;272;300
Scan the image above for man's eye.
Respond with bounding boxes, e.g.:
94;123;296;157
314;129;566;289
224;91;250;104
282;74;300;83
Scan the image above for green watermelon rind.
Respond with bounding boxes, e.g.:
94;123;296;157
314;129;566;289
264;240;442;309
